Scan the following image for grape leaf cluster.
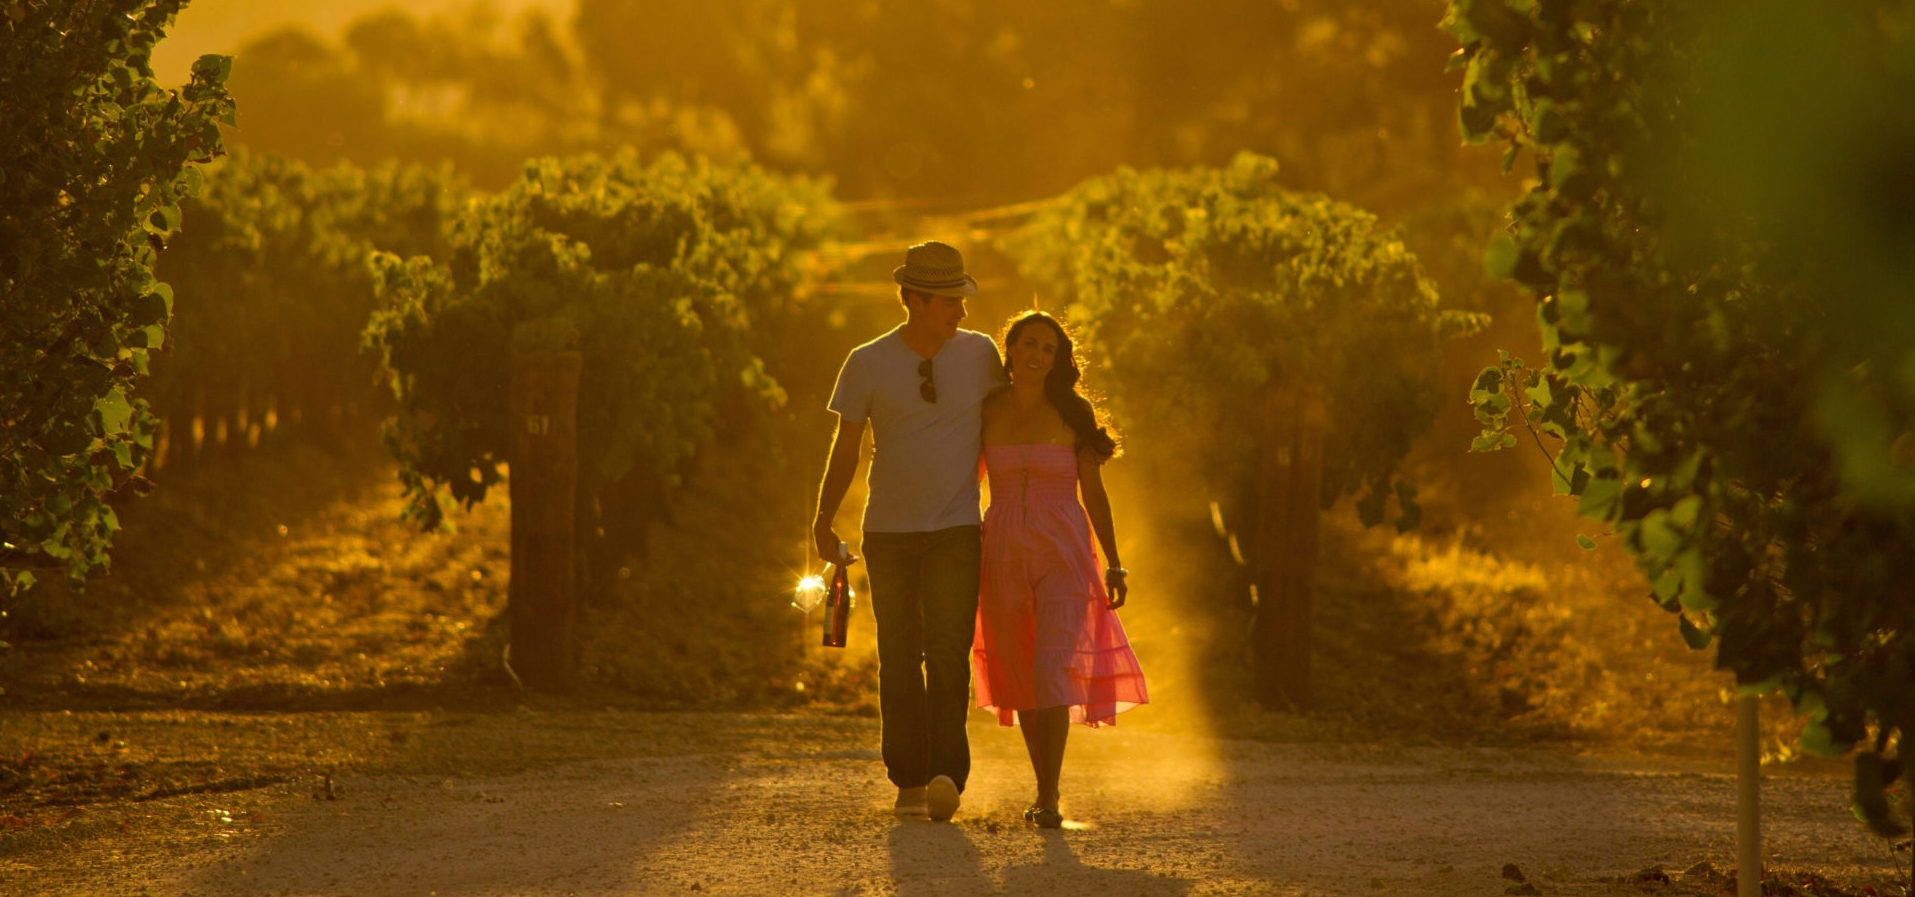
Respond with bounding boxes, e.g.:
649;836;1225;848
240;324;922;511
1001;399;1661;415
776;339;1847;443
1;1;234;598
1452;0;1915;834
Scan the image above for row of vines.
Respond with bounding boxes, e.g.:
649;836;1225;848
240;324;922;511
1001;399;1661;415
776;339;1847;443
0;4;859;652
9;0;1910;844
150;149;468;467
1451;0;1915;833
0;6;1496;710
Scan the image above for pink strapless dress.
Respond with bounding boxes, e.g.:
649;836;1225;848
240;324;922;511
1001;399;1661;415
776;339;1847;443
972;443;1148;727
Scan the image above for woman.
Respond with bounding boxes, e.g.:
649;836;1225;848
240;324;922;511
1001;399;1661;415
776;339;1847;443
972;311;1148;829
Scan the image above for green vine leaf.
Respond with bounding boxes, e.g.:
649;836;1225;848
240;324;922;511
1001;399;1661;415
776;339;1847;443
1471;432;1518;452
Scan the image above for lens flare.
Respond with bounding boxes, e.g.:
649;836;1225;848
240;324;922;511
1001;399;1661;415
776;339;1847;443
793;575;827;613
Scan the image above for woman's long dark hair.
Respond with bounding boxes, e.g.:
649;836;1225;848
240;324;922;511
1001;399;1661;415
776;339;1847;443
1002;311;1120;462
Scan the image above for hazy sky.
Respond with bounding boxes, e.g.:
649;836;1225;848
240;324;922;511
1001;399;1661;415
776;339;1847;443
151;0;576;83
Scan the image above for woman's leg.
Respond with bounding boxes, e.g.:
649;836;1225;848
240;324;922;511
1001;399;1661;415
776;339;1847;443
1019;705;1070;810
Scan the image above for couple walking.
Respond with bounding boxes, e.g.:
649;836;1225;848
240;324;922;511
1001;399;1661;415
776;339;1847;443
811;241;1149;829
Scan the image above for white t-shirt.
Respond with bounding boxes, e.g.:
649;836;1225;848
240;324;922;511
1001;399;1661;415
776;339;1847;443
829;327;1003;533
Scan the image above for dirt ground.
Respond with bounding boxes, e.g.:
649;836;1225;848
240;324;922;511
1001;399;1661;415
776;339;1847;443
2;707;1907;897
2;444;1909;896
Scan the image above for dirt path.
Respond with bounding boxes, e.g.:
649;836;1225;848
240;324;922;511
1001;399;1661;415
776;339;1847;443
4;709;1902;897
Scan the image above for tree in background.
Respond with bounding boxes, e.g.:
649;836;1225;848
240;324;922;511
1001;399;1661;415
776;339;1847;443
573;0;1121;204
572;0;1501;212
208;1;1500;218
217;7;747;190
1455;0;1915;832
1012;153;1482;708
1;0;234;599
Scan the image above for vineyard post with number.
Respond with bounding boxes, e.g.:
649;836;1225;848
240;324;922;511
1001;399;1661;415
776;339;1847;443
1253;384;1326;709
507;351;583;691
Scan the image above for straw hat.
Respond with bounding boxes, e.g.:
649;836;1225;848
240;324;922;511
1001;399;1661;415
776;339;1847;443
892;241;978;297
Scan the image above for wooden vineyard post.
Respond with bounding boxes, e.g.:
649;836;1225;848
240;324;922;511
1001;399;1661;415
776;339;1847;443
508;351;583;692
1736;694;1761;897
1253;384;1325;710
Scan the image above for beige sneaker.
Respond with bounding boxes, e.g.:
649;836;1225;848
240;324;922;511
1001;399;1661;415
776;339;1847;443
894;786;928;817
926;775;960;822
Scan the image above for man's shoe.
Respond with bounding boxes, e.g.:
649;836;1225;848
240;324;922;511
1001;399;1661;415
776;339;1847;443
926;775;960;822
894;786;928;817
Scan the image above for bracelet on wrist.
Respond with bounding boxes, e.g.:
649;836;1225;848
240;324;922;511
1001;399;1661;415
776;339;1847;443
1106;567;1127;578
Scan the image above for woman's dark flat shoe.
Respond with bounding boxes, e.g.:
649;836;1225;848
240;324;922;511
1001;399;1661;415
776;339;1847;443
1023;806;1063;829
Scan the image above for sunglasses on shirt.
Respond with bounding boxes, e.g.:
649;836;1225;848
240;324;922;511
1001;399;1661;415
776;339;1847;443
918;358;936;403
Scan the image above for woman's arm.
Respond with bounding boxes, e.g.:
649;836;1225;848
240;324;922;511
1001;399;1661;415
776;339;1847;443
978;391;998;483
1077;446;1127;609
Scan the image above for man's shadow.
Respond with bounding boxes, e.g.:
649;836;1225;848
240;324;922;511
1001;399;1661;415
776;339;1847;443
886;820;994;896
888;820;1192;897
1002;828;1194;896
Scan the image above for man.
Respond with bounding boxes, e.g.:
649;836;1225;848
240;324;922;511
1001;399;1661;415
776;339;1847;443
813;240;1003;822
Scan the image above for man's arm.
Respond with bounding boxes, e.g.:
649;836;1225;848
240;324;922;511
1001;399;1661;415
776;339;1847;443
812;416;866;564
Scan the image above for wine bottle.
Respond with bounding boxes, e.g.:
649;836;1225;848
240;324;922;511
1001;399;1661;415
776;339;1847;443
823;541;854;648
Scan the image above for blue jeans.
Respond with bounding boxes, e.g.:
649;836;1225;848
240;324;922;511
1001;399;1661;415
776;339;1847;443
861;525;981;792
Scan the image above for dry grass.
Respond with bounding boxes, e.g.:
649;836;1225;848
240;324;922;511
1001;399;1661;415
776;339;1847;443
1295;472;1811;761
1118;447;1813;762
1370;523;1733;743
2;437;510;713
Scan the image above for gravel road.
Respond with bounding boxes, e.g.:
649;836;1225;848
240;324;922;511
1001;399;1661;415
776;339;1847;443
6;710;1903;897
